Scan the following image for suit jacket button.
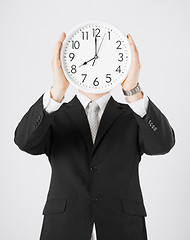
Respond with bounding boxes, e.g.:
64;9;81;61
91;197;98;202
90;166;98;171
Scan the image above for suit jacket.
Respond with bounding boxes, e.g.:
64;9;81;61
14;93;175;240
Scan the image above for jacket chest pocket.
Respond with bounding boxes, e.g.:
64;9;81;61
122;199;147;217
42;198;67;215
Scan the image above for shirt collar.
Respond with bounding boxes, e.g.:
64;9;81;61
76;90;111;112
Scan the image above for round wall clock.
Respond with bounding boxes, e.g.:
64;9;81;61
60;21;132;93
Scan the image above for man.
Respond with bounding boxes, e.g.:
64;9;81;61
14;32;175;240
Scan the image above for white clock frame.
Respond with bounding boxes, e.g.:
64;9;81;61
60;21;132;93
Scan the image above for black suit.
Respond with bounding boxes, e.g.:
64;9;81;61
14;93;175;240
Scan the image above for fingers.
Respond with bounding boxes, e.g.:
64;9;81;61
53;32;66;62
127;34;136;50
127;34;139;55
127;34;140;66
58;32;66;43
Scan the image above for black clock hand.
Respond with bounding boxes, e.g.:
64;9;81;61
92;35;98;66
92;33;106;66
79;56;96;67
95;35;98;55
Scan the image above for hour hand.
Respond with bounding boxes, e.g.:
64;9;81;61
79;56;96;67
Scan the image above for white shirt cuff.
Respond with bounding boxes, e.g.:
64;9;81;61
125;91;149;118
43;89;66;114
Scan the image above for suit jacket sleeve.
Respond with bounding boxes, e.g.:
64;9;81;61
14;93;58;156
125;91;149;118
131;96;176;156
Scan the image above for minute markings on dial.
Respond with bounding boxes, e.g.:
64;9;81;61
64;25;129;89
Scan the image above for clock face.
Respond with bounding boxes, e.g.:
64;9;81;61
61;21;131;93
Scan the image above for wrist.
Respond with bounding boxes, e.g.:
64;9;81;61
123;82;138;91
50;85;67;103
125;91;144;103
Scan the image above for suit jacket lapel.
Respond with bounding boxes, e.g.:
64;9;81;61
91;95;125;157
61;95;94;152
59;94;129;156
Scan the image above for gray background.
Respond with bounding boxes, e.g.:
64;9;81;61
1;0;189;239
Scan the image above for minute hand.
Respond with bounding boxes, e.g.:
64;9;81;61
92;35;98;66
92;33;106;66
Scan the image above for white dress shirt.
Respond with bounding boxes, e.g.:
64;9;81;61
42;88;149;240
43;89;149;118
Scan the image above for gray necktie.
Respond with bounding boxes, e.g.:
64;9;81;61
87;101;100;240
87;101;100;144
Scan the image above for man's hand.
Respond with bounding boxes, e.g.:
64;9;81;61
121;34;143;103
51;32;70;103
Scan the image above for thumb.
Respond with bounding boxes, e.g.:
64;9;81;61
59;32;66;43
